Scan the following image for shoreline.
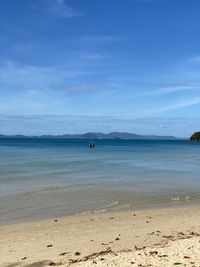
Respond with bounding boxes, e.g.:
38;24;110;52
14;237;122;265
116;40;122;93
1;205;200;266
0;191;200;227
1;196;200;227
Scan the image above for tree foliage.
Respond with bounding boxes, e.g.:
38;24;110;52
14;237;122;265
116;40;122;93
190;132;200;141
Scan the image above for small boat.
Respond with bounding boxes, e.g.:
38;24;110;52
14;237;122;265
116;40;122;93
88;142;95;148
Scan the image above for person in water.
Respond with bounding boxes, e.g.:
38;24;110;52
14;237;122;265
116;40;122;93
89;142;95;148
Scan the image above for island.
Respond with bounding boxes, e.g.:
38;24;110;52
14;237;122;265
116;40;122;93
0;132;178;140
190;132;200;141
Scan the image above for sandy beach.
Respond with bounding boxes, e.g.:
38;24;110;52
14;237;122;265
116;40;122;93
1;205;200;267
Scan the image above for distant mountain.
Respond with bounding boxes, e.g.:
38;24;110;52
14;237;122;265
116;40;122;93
0;132;180;140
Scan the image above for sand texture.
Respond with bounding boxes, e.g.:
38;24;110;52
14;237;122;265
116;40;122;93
1;206;200;267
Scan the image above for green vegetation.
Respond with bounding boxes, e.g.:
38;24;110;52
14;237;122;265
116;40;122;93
190;132;200;141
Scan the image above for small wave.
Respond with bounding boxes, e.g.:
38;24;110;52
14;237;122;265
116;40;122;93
104;201;120;209
171;195;191;201
89;201;120;214
171;197;180;201
80;201;120;216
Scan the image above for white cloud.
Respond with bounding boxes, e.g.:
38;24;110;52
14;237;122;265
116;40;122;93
0;60;90;89
0;115;199;137
159;84;200;93
47;0;84;18
143;83;200;96
190;56;200;63
159;124;166;128
55;0;64;4
81;52;105;60
136;0;152;2
82;35;117;43
147;97;200;114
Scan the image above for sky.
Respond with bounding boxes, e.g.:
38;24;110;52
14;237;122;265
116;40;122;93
0;0;200;137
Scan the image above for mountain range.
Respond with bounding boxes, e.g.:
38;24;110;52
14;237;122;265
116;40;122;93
0;132;180;140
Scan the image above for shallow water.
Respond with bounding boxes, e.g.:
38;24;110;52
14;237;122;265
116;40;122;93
0;138;200;225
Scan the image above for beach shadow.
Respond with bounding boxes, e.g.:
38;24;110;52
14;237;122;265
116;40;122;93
24;261;50;267
5;264;20;267
5;261;50;267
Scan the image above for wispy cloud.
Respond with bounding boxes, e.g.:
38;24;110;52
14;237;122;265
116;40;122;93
0;56;122;96
143;83;200;96
157;84;200;94
81;52;105;60
55;83;105;95
190;55;200;63
81;35;118;43
47;0;84;18
147;97;200;115
0;115;199;137
137;0;152;2
161;84;200;93
0;60;90;90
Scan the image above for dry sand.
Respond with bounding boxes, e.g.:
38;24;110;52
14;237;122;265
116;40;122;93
1;206;200;267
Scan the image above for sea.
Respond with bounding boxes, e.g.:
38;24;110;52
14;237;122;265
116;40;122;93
0;138;200;225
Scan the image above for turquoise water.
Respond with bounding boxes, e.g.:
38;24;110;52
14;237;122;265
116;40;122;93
0;138;200;225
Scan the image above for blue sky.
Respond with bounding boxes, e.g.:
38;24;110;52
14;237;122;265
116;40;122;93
0;0;200;137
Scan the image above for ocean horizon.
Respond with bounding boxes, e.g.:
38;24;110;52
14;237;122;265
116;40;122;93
0;138;200;226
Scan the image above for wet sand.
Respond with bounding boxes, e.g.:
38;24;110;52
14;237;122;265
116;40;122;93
1;206;200;266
